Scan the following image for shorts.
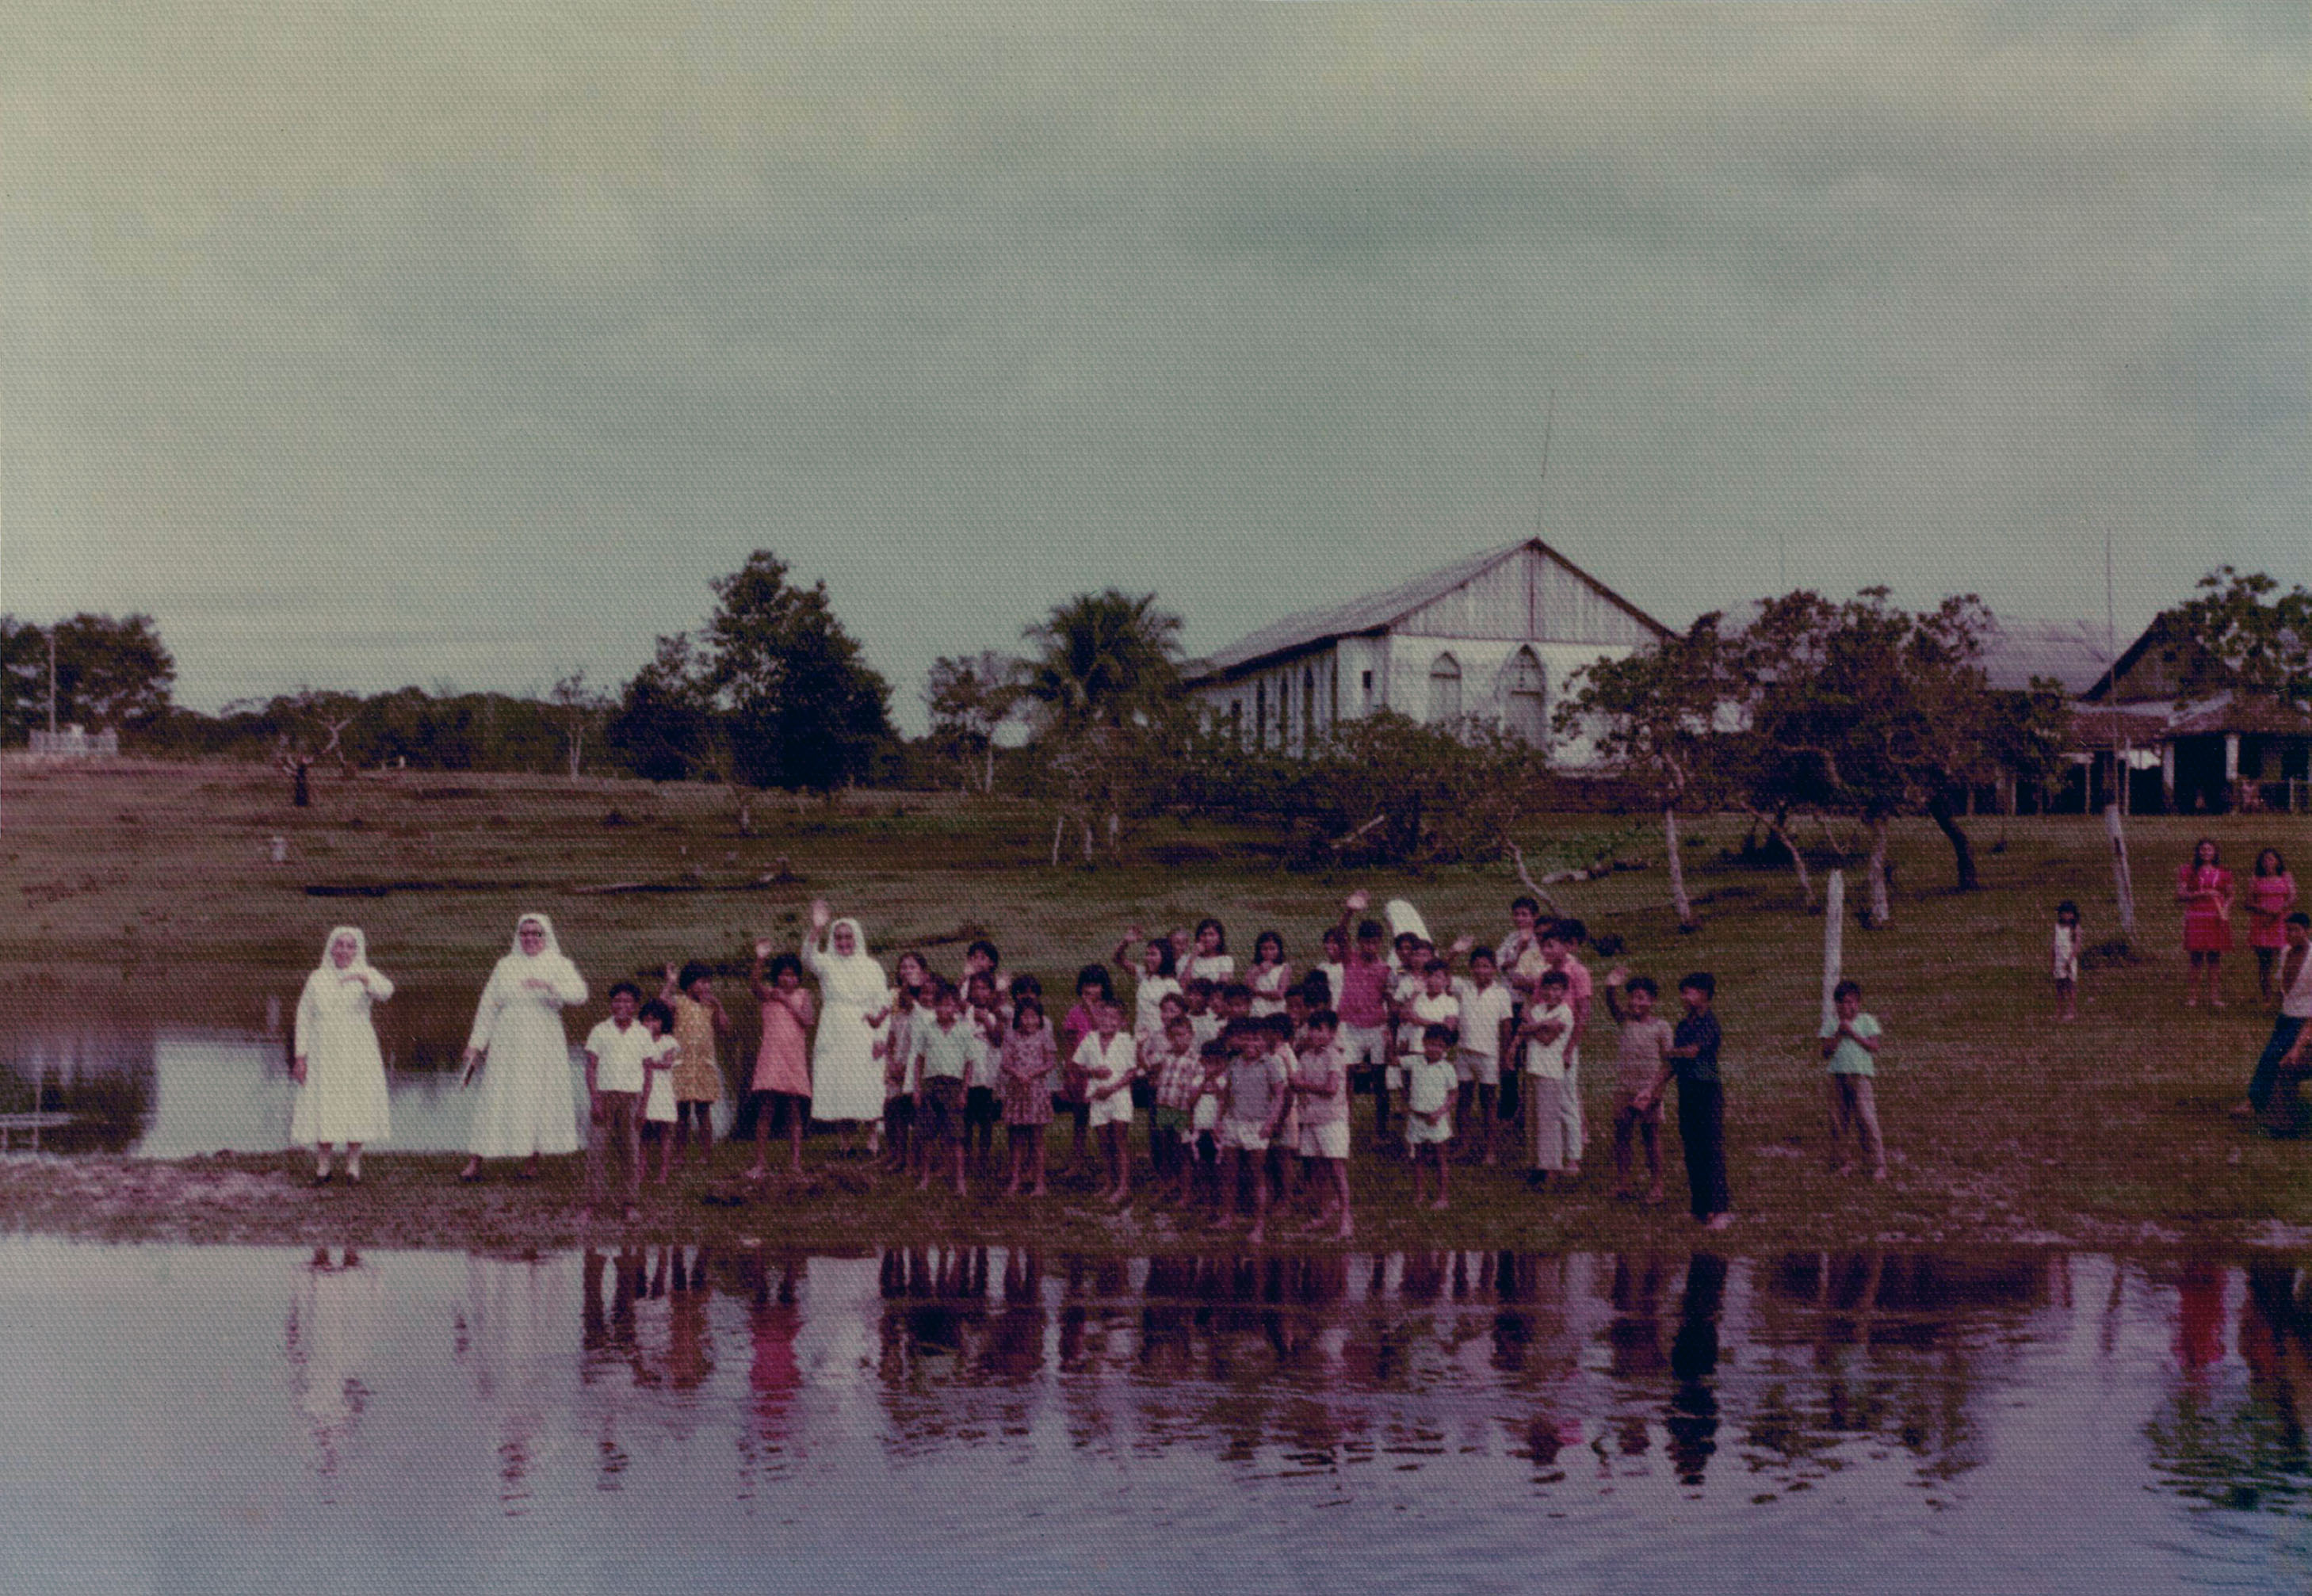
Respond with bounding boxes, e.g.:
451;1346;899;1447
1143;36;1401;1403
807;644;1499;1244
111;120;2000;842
1613;1087;1663;1127
1089;1090;1133;1129
1456;1048;1500;1086
1191;1096;1221;1134
1218;1119;1270;1153
1298;1118;1350;1161
965;1085;1001;1128
1339;1024;1391;1079
1405;1113;1453;1147
1152;1105;1193;1137
917;1078;963;1140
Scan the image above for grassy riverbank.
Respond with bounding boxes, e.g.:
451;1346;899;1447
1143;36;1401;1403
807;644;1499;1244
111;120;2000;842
2;759;2306;1253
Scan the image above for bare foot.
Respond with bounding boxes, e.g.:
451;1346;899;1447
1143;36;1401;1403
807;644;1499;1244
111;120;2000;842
1702;1212;1733;1231
1334;1224;1355;1242
1428;1196;1450;1212
1246;1228;1265;1246
1871;1166;1889;1182
1029;1184;1048;1198
1645;1186;1666;1205
1833;1160;1855;1177
2211;998;2228;1010
742;1164;769;1183
623;1204;640;1223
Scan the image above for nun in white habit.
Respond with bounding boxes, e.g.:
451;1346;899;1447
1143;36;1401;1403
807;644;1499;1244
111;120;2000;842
802;899;890;1134
458;911;587;1181
291;926;394;1184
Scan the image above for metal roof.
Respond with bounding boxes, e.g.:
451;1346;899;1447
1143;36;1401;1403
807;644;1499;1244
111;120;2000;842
1977;615;2116;696
1184;538;1669;682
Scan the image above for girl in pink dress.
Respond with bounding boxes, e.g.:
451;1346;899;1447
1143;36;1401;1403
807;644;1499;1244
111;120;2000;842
2247;850;2299;1003
745;945;815;1180
999;997;1059;1197
2177;837;2236;1008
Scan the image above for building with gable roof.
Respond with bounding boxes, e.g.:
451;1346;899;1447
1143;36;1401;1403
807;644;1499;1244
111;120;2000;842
1180;539;1672;766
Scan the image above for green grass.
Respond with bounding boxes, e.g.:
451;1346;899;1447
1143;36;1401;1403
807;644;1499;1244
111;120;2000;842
1;758;2304;1252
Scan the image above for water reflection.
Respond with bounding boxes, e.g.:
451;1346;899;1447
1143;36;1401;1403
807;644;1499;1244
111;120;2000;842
0;1243;2302;1591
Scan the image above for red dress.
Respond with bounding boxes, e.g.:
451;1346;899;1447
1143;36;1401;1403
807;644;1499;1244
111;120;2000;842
2179;864;2234;954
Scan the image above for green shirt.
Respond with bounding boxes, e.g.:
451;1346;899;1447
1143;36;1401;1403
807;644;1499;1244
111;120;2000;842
1821;1012;1881;1078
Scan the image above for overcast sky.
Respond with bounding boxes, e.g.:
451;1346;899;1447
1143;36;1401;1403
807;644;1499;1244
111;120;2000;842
4;3;2302;733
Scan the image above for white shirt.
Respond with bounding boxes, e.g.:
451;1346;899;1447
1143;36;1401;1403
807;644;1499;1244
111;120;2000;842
1523;1000;1575;1080
1457;979;1516;1060
584;1018;652;1095
2283;944;2312;1020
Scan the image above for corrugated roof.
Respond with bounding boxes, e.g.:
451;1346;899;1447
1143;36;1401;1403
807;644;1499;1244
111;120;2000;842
1978;616;2115;696
1185;538;1667;681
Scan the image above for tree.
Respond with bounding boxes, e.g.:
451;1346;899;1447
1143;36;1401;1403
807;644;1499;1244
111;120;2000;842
0;618;46;741
924;651;1024;792
1022;590;1183;731
2157;567;2312;701
703;552;896;793
1020;590;1185;860
1557;615;1735;930
5;613;176;734
606;634;728;783
549;670;612;780
1733;589;2018;923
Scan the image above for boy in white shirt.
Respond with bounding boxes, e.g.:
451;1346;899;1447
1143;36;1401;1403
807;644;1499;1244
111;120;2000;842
1454;947;1516;1166
1405;1023;1458;1211
1517;969;1576;1189
582;982;651;1220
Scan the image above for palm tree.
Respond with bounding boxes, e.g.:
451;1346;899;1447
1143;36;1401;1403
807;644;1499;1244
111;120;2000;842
1021;590;1185;861
1021;590;1183;731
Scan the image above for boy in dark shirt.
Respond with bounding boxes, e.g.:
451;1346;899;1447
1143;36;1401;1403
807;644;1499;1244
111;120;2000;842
1634;972;1732;1231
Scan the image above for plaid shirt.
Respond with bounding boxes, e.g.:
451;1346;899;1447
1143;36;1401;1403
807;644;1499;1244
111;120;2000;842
1151;1038;1208;1113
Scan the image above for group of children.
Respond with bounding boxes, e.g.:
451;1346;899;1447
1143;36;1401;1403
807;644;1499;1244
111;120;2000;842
780;888;1756;1235
579;963;736;1220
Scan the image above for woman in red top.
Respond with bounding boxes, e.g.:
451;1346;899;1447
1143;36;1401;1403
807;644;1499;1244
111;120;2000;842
2177;837;2236;1008
2246;849;2299;1004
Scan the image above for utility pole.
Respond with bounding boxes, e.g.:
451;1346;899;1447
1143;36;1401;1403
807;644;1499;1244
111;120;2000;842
46;627;58;736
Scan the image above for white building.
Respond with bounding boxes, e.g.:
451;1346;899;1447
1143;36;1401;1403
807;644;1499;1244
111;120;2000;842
1182;539;1671;766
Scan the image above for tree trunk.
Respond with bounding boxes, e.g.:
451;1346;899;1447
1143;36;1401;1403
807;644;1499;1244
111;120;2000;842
1051;812;1066;867
1664;805;1697;930
1865;817;1892;926
983;741;996;795
292;763;311;808
1927;790;1979;891
1746;807;1817;910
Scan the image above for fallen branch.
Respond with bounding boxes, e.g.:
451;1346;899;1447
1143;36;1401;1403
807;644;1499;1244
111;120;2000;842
1504;842;1564;917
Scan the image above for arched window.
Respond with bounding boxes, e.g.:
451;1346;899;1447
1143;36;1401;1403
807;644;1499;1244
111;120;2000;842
1505;647;1547;745
1427;653;1462;723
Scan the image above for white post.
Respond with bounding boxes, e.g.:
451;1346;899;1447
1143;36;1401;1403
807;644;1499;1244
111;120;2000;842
2106;803;2137;942
45;629;57;737
1821;870;1847;1032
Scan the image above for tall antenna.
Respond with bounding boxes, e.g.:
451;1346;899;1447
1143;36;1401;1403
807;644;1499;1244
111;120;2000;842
1533;386;1557;536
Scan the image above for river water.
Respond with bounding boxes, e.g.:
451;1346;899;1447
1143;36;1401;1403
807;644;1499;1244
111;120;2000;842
0;1243;2304;1593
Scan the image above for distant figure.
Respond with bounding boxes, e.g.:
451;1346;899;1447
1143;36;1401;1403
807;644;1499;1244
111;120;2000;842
2246;850;2299;1004
2177;838;2235;1008
2050;900;2083;1022
458;912;586;1182
291;926;393;1186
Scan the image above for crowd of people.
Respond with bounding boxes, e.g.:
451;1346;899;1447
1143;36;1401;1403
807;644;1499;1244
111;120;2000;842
289;892;1754;1234
281;835;2310;1233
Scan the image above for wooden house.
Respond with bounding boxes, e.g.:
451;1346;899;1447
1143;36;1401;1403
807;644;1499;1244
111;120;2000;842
1181;539;1672;766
